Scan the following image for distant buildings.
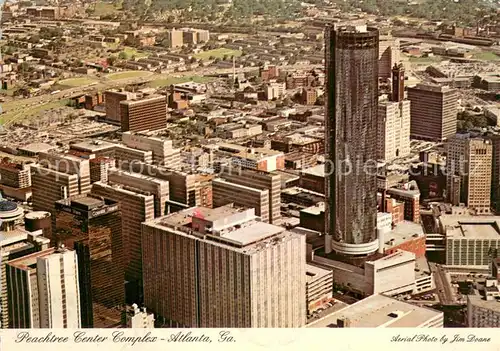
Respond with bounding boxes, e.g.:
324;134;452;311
142;205;306;327
378;37;400;80
408;84;458;141
105;90;135;124
122;132;181;168
203;143;285;173
164;28;210;48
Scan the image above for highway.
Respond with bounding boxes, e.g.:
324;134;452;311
430;262;457;306
1;63;320;127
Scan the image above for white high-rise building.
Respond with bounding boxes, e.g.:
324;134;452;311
378;99;411;162
37;248;81;328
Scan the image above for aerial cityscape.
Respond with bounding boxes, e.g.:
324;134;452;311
0;0;500;329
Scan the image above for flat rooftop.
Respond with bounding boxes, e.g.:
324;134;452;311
306;294;442;328
18;142;55;154
441;216;500;239
7;248;56;270
301;203;325;216
384;220;425;249
468;293;500;313
221;221;284;247
306;263;332;283
204;142;283;159
301;164;325;177
147;205;291;251
70;140;116;152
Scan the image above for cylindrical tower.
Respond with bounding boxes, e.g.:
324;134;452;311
25;211;52;238
325;25;380;256
0;200;24;232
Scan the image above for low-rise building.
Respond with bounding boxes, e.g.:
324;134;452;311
307;293;443;328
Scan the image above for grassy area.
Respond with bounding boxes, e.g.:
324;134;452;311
122;47;149;59
93;1;122;17
472;51;500;61
57;77;97;88
147;76;215;88
106;71;152;80
0;99;69;124
194;48;242;60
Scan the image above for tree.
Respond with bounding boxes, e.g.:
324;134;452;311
107;56;118;66
118;51;129;60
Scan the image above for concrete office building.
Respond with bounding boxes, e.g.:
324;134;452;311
119;161;200;210
378;100;411;162
378;37;400;80
114;144;153;165
325;25;380;256
0;161;32;201
37;152;91;194
219;168;282;225
107;170;169;217
164;29;184;48
105;90;135;124
0;161;31;189
467;280;500;327
306;264;334;315
408;84;458;141
0;215;50;328
7;246;80;329
142;205;306;327
54;195;124;328
378;64;411;162
487;133;500;212
122;132;181;168
70;140;116;158
30;165;80;215
36;247;81;328
125;304;155;328
313;250;426;297
7;248;55;328
120;95;167;132
440;215;500;266
91;181;155;300
307;293;443;328
212;178;270;223
446;134;492;214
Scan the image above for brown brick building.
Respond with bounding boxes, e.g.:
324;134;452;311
120;95;167;132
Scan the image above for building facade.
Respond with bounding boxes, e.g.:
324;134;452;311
54;195;124;328
142;206;306;328
325;25;380;256
6;248;76;328
120;95;167;132
446;134;492;214
408;84;458;141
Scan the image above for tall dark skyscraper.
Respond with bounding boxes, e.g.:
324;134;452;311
324;25;380;256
